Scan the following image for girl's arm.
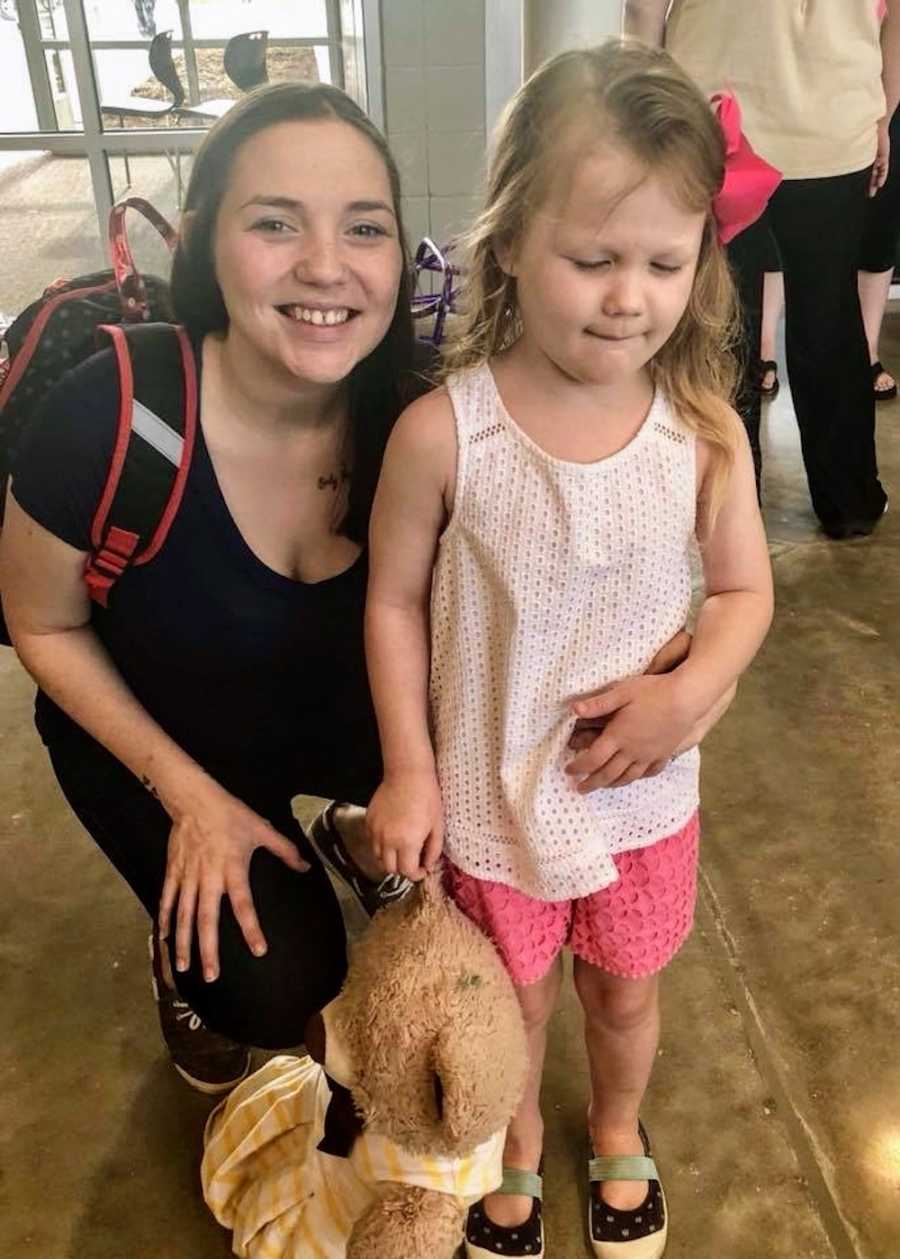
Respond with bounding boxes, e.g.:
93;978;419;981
365;390;456;880
566;418;773;792
0;491;308;981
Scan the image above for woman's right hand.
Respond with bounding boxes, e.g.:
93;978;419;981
157;775;309;984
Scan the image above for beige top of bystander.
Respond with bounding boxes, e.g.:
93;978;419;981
665;0;884;179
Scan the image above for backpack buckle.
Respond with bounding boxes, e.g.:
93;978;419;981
84;526;139;607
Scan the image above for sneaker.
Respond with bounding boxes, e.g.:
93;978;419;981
307;801;412;918
149;933;251;1095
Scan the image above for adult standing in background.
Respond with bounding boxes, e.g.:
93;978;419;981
624;0;897;539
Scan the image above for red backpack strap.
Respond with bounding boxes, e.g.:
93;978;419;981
107;197;178;324
85;323;197;609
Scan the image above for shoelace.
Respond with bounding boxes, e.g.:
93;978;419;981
375;874;411;903
173;998;204;1032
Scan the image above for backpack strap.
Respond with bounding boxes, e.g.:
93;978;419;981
84;322;197;609
108;197;178;323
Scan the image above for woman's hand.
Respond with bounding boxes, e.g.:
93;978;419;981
158;776;309;983
366;770;444;881
565;630;738;792
568;628;696;757
565;673;699;791
871;116;891;196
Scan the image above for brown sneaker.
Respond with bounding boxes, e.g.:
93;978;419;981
149;933;251;1095
307;801;412;918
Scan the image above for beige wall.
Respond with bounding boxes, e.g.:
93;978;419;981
380;0;485;251
378;1;625;253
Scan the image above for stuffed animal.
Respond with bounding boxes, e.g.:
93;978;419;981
201;873;528;1259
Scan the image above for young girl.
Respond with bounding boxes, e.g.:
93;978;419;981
365;42;774;1259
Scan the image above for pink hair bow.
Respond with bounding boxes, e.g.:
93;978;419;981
711;92;782;245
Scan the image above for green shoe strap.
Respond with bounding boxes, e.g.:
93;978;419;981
498;1166;543;1199
588;1154;658;1184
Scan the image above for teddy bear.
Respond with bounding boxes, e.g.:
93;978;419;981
201;872;528;1259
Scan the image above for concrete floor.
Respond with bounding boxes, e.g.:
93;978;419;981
2;299;899;1254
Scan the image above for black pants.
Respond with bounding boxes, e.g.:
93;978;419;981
728;168;887;532
47;725;348;1050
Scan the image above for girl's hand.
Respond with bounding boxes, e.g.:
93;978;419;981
158;778;309;983
366;770;444;881
565;673;700;791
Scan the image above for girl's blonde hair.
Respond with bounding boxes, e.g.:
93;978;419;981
441;39;742;514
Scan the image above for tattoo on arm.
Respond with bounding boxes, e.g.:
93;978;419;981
141;774;160;800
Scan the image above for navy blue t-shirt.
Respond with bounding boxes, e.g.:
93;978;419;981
11;342;384;811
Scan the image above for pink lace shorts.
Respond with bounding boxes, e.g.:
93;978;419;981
444;812;700;986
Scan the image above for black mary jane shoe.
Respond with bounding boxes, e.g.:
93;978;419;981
465;1164;544;1258
588;1122;667;1258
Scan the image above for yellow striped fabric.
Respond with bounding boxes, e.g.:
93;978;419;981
201;1054;505;1259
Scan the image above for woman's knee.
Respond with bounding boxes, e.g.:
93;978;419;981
176;851;348;1048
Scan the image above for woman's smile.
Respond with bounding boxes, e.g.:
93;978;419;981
213;117;403;389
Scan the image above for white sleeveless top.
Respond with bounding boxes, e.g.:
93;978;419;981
430;363;700;901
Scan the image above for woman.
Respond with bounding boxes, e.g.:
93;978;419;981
626;0;893;537
1;83;417;1092
0;82;730;1096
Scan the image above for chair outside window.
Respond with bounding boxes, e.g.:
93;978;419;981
179;30;268;123
100;31;185;199
100;30;184;129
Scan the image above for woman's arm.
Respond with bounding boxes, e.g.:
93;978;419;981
874;0;900;193
622;0;669;46
365;390;456;880
566;419;773;792
568;630;738;766
883;0;900;118
0;490;307;980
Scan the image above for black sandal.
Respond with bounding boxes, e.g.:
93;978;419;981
756;358;780;399
872;360;897;402
465;1164;544;1257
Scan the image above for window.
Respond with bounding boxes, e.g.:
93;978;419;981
0;0;379;317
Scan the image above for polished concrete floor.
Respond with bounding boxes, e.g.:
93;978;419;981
2;330;899;1258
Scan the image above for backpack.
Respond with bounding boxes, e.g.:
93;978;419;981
0;198;196;646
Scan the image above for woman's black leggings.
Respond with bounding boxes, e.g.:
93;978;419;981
46;725;348;1049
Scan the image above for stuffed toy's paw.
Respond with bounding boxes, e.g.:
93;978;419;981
347;1183;466;1259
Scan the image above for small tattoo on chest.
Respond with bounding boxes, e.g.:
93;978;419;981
318;465;350;492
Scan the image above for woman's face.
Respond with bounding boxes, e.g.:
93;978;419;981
213;117;404;390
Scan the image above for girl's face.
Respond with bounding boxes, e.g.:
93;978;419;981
213;118;403;390
500;147;705;389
